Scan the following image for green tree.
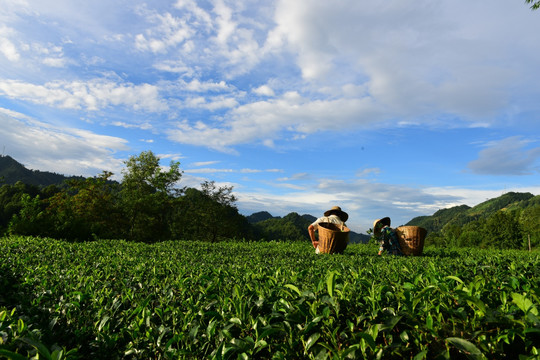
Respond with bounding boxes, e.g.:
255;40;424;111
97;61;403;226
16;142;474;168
457;218;486;247
45;171;122;240
520;205;540;249
526;0;540;10
120;151;183;242
8;194;48;236
0;181;45;235
441;223;462;247
173;181;250;242
484;211;523;249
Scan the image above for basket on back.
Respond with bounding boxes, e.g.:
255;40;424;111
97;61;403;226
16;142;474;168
318;222;350;254
395;226;427;256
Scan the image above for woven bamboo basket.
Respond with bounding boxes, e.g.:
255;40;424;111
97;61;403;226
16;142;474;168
395;226;427;256
318;222;350;254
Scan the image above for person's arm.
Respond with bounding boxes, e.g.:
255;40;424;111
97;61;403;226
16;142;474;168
308;224;318;248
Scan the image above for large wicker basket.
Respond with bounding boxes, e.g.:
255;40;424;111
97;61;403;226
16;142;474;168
318;222;350;254
395;226;427;256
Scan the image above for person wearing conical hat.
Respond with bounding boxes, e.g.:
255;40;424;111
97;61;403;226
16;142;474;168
373;217;402;255
308;206;349;254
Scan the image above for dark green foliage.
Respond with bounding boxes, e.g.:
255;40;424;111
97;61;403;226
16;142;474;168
409;192;540;249
483;210;523;249
408;205;471;233
526;0;540;10
44;172;124;241
521;205;540;249
172;184;253;242
253;212;310;241
120;151;183;242
7;194;48;236
0;181;57;235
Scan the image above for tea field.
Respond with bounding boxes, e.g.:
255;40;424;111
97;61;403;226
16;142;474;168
1;236;539;359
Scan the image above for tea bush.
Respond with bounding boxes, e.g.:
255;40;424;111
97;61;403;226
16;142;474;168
1;236;538;359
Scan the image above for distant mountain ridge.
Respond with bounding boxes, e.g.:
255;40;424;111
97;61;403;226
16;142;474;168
406;192;539;233
249;211;371;244
0;155;81;186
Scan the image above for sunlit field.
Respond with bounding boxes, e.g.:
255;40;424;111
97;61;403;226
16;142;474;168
1;236;539;359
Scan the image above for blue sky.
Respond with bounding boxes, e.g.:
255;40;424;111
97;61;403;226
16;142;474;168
1;0;539;234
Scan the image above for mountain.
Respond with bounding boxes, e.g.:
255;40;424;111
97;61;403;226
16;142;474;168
246;211;274;223
406;192;538;233
0;155;81;186
250;211;370;244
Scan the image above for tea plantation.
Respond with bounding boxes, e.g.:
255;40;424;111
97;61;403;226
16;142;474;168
1;236;539;359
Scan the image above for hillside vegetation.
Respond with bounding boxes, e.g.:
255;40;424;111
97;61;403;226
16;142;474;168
407;192;539;249
1;153;538;249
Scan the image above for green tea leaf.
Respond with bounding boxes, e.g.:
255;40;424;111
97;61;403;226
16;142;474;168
445;276;464;284
512;293;539;315
20;337;52;360
327;271;337;298
0;349;30;360
284;284;302;296
446;337;486;360
229;317;242;325
356;332;376;350
305;332;320;352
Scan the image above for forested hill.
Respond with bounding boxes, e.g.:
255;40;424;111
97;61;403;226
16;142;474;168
248;211;371;244
406;192;540;233
0;155;82;186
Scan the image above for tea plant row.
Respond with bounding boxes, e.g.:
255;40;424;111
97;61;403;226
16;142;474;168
1;236;539;359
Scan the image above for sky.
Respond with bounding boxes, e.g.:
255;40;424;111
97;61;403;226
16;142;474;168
1;0;540;234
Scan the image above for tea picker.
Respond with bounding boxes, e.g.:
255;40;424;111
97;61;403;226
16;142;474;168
374;217;427;256
373;217;402;255
308;206;350;254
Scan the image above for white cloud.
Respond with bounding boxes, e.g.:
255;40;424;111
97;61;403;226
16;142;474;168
468;136;540;175
191;160;220;167
42;57;67;68
168;93;382;151
184;167;281;174
0;107;128;177
182;79;232;92
0;79;167;112
112;121;153;130
0;26;20;61
134;10;193;54
253;85;275;96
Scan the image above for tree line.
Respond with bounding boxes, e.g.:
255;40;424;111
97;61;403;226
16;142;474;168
0;151;254;242
1;151;538;249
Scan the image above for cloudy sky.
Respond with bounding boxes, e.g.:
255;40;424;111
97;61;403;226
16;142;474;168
1;0;539;233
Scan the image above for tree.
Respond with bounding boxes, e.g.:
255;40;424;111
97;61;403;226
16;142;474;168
120;151;183;242
8;194;48;236
172;181;251;242
520;205;540;249
0;181;47;235
44;171;122;241
484;211;523;249
526;0;540;10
